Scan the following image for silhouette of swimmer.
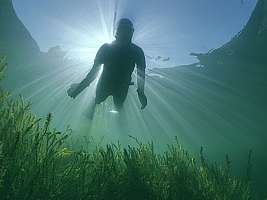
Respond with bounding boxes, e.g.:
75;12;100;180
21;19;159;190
67;18;147;118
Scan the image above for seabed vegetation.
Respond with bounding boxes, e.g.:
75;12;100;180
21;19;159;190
0;56;254;200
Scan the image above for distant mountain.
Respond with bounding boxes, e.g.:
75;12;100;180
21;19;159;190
220;0;267;61
0;0;70;90
192;0;267;64
0;0;40;59
182;0;267;107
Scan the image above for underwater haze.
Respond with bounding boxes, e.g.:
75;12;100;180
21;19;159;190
1;0;267;198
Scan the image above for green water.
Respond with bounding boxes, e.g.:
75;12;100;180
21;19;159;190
1;0;267;198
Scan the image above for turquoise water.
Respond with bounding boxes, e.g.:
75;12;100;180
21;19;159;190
1;0;267;198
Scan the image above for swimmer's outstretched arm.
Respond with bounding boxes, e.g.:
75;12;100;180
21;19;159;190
67;61;101;98
79;61;101;88
68;44;107;99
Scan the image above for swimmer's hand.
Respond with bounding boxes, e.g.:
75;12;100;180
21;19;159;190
67;83;82;99
67;77;93;99
137;89;147;110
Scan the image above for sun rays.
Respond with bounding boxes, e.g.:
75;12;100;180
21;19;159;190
12;0;202;147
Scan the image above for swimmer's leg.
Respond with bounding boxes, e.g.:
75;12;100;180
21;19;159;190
113;86;129;111
87;87;110;119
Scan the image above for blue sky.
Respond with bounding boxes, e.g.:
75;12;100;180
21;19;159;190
13;0;256;66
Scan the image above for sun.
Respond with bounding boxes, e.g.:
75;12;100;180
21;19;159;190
65;29;115;63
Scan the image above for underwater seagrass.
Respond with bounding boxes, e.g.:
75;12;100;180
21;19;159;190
0;57;252;199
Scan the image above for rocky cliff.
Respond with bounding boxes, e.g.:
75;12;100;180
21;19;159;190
0;0;40;59
192;0;267;64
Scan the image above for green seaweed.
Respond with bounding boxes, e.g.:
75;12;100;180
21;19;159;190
0;56;253;200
